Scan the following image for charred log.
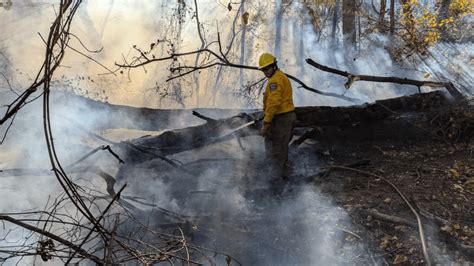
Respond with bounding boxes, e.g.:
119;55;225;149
116;112;260;163
294;91;448;127
54;91;250;131
115;91;463;163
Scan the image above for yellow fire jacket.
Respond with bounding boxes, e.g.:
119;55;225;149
263;69;295;123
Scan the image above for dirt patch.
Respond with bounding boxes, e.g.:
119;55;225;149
309;139;474;264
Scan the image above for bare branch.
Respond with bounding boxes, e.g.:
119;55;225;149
0;215;101;263
65;184;126;264
306;58;465;101
326;166;432;266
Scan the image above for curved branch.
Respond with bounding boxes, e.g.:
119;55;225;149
192;110;216;122
115;47;226;69
306;58;465;101
327;166;432;266
65;183;127;264
66;44;116;76
169;60;360;103
166;62;225;82
116;37;357;103
68;33;103;53
285;73;360;103
193;0;205;48
0;215;101;263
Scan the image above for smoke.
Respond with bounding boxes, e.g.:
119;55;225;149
1;1;471;110
110;132;369;265
0;0;472;264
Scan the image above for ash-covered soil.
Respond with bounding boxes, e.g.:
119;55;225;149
107;99;473;265
310;139;474;265
118;133;473;265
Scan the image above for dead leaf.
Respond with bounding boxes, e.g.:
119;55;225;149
379;237;390;249
453;224;461;230
463;227;474;237
345;235;356;242
423;72;431;78
464;178;474;193
453;184;464;192
384;197;392;203
441;224;453;233
394;254;408;264
449;168;460;178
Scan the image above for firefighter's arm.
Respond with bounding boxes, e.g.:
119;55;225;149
263;82;283;123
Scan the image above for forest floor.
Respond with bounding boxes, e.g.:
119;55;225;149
309;138;474;265
142;132;474;265
109;103;474;265
46;91;474;264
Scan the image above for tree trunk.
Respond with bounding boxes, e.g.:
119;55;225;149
342;0;356;48
437;0;451;40
117;112;259;163
304;3;321;40
239;0;247;87
379;0;386;33
115;91;454;163
294;91;448;127
332;0;340;44
274;0;283;59
389;0;395;35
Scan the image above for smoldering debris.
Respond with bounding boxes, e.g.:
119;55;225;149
2;86;472;264
115;133;370;265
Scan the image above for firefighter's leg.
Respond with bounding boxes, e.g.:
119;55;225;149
280;111;297;179
271;112;296;179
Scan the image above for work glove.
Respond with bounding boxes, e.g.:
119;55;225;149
260;122;270;137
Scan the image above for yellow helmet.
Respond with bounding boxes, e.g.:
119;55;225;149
258;53;277;69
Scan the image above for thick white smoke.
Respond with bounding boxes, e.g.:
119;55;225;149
0;1;472;265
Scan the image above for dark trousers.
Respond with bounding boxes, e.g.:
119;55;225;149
264;111;296;179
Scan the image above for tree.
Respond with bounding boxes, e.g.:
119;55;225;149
332;0;340;43
115;1;358;105
274;0;283;59
389;0;395;35
378;0;387;33
0;0;12;10
303;0;335;42
342;0;356;48
239;0;248;87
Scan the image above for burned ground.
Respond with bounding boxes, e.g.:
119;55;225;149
1;91;472;265
311;139;474;264
109;93;473;265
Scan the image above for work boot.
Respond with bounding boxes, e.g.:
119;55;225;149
270;176;290;197
282;161;294;181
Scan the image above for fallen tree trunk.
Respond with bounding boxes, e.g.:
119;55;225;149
294;90;448;127
54;91;251;131
116;112;259;163
114;91;468;164
56;90;448;131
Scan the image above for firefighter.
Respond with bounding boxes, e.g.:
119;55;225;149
259;52;296;180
